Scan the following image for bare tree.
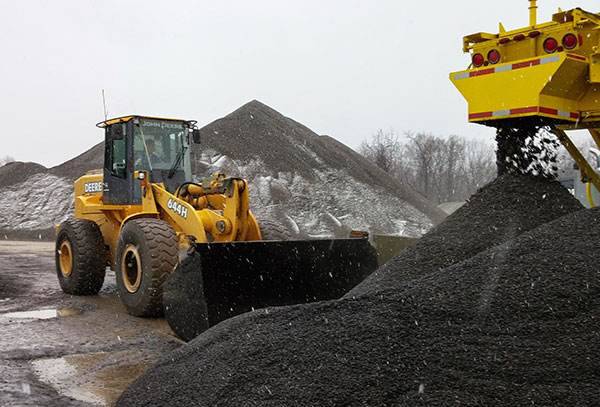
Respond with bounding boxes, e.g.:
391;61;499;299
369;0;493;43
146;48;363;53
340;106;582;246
359;129;403;174
404;133;440;200
463;140;496;194
359;131;495;204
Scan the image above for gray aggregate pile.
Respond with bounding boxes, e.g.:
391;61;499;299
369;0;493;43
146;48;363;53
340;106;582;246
49;142;104;180
192;100;446;225
0;161;47;188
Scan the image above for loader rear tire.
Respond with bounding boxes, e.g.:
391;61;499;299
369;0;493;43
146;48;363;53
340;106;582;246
115;218;178;318
259;218;293;241
55;218;107;295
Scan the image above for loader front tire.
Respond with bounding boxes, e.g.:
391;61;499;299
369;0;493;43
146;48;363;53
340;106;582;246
115;218;178;318
55;218;107;295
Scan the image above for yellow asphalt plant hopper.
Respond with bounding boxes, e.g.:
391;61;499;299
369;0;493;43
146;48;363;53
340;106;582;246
450;1;600;203
54;116;377;341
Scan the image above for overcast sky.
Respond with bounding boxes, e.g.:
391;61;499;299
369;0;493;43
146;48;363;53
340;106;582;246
1;0;595;167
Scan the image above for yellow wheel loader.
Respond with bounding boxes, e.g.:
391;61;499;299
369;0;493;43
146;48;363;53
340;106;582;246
450;1;600;205
55;115;377;340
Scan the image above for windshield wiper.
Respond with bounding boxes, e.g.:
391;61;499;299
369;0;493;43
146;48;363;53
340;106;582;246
168;145;187;179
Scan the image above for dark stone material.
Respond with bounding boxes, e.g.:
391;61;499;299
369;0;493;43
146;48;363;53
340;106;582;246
118;176;594;406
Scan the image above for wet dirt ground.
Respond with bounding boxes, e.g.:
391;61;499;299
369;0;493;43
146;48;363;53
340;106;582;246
0;241;182;406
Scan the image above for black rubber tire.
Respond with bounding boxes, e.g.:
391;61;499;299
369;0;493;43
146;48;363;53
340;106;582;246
163;252;210;342
115;218;178;317
259;218;292;241
55;218;107;295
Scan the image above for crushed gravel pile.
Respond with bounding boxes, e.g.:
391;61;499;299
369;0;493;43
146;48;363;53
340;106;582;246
193;100;444;236
0;143;103;232
118;175;597;406
0;161;47;188
49;142;104;180
348;173;582;297
0;174;73;230
0;101;439;236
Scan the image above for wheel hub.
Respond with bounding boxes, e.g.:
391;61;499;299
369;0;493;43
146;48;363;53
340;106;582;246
121;245;142;293
58;240;73;277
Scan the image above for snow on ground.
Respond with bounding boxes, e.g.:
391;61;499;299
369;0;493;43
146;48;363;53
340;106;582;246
198;155;430;238
0;174;72;230
0;157;430;238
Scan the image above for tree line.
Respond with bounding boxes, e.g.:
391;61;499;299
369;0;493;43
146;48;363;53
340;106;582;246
359;130;496;204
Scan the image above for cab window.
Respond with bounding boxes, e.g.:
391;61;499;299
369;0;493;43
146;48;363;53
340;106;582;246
105;124;127;178
133;119;187;171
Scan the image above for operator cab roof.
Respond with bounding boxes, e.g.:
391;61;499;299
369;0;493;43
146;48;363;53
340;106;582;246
96;115;195;128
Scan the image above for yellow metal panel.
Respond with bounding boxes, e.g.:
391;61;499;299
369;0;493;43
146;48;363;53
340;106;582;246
589;129;600;149
452;7;600;128
591;53;600;83
451;54;566;117
96;115;189;128
541;58;588;99
96;116;135;128
73;174;103;198
152;184;208;243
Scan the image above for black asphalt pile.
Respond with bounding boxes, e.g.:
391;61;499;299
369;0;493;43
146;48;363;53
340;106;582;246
348;173;582;297
118;176;592;406
119;205;600;406
0;161;47;188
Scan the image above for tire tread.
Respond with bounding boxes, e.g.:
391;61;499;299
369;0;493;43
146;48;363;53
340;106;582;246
55;218;106;295
116;218;178;317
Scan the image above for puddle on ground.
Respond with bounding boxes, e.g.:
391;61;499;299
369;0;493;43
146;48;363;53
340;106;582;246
32;350;153;406
0;307;82;320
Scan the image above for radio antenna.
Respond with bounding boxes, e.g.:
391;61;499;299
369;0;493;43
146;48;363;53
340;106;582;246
102;89;108;120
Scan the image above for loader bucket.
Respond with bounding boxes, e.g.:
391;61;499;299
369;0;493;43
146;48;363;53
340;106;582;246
163;238;378;341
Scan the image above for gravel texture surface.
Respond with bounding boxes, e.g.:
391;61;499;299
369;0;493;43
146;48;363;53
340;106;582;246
0;101;437;237
192;100;440;236
0;161;47;188
193;100;444;225
348;173;582;297
117;174;596;407
49;143;104;180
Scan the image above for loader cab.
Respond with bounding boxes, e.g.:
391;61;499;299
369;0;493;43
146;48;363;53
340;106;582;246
99;115;198;205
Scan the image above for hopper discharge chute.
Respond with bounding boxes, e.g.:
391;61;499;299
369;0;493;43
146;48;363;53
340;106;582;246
450;3;600;205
